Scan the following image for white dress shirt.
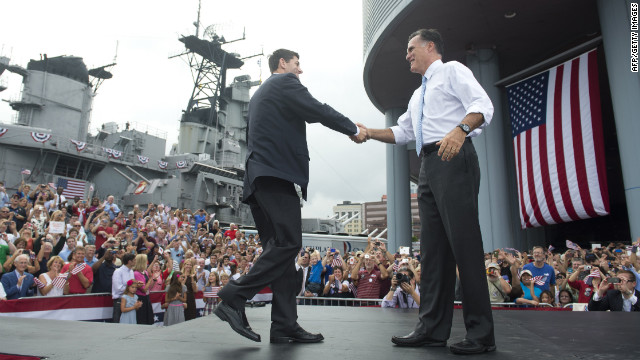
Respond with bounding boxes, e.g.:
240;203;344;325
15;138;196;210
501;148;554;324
391;59;494;146
592;291;638;312
111;265;134;299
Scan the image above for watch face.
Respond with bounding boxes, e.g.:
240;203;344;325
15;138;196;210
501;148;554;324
462;124;470;132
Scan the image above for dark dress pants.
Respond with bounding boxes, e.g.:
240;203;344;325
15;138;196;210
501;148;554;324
416;140;495;346
217;176;302;335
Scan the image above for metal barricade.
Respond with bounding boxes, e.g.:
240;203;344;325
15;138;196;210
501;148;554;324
296;296;383;307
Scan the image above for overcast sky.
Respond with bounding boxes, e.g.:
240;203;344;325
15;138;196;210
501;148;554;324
0;0;393;218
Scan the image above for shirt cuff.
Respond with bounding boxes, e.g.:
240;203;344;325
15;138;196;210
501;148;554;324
592;292;602;301
354;127;360;136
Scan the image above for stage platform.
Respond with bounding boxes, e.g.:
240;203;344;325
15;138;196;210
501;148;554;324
1;306;638;360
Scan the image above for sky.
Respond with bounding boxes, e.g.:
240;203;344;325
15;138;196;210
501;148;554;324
0;0;391;219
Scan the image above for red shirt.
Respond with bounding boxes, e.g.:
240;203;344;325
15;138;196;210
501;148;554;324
61;263;94;294
357;268;382;299
224;229;237;240
94;226;114;249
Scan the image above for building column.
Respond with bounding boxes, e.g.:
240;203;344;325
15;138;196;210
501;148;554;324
466;49;518;251
385;107;412;252
598;0;640;240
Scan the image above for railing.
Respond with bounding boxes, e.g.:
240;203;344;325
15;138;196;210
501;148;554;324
296;296;382;307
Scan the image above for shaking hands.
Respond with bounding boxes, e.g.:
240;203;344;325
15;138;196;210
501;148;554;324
350;123;369;144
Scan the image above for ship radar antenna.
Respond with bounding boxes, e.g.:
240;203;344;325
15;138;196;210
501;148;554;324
88;41;117;95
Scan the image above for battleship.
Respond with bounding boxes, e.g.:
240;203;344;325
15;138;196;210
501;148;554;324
0;18;261;226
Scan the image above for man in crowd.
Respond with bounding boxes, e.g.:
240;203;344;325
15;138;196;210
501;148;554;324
354;29;495;353
104;195;120;220
486;263;511;303
61;247;93;294
382;267;420;308
112;253;136;323
588;270;639;311
352;253;389;299
92;243;119;294
523;246;556;295
215;47;363;344
0;254;34;299
57;237;77;263
8;195;26;231
296;251;311;296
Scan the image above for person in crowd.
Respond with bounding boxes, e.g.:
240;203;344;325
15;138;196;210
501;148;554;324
92;217;114;249
103;195;120;220
0;254;35;299
568;265;602;303
0;182;10;208
8;194;27;231
588;270;639;312
148;259;167;292
4;238;39;274
163;271;187;326
554;272;577;304
91;244;119;294
203;271;221;316
60;247;93;294
120;279;142;324
539;290;555;306
304;252;324;297
133;254;156;325
195;257;209;291
181;258;198;321
296;251;311;296
352;252;389;299
37;255;65;297
382;267;420;308
112;253;137;323
27;205;48;235
557;289;574;308
57;236;77;263
523;246;556;295
322;266;352;298
486;263;511;303
515;270;541;306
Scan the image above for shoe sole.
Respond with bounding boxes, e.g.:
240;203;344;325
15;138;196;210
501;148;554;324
214;307;261;342
449;345;496;354
391;339;446;347
270;336;324;344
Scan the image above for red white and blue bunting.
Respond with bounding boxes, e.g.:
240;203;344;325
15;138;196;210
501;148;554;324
70;139;87;152
0;128;7;137
30;132;52;143
103;147;122;159
158;160;168;170
176;160;188;169
137;155;149;164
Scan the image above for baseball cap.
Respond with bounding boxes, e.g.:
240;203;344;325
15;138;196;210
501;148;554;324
519;269;533;278
486;263;500;270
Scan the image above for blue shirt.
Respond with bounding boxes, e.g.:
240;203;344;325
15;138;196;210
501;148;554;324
194;214;206;226
521;285;542;301
104;203;120;220
308;261;323;284
523;262;556;291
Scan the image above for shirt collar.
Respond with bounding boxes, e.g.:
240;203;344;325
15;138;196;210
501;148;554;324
424;59;443;80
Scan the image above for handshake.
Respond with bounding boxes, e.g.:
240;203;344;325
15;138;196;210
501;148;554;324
349;123;369;144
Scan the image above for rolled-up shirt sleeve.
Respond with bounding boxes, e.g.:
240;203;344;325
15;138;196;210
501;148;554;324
390;110;415;146
449;63;493;130
381;288;399;308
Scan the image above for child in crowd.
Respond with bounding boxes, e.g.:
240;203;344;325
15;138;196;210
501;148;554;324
120;279;142;324
305;252;324;295
163;271;186;326
202;272;221;316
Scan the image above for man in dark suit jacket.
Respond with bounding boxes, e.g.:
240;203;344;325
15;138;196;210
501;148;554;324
0;254;35;299
588;270;639;311
215;48;366;343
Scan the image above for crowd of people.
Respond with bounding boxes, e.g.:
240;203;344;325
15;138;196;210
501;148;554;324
1;181;638;326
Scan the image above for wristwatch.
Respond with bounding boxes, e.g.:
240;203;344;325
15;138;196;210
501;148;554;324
457;123;471;135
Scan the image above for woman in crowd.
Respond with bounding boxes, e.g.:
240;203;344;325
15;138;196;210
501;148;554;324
87;197;101;213
515;270;541;306
180;258;198;321
28;205;49;235
133;254;156;325
37;255;65;297
558;289;574;308
323;267;353;298
163;271;186;326
149;260;166;292
203;271;221;316
167;211;179;230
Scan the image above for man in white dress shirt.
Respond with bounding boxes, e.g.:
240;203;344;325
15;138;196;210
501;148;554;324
356;29;495;355
111;253;136;323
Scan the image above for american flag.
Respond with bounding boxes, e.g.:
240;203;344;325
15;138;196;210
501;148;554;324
203;286;220;298
507;50;609;229
331;256;343;268
348;282;357;297
532;276;547;286
57;177;86;198
21;168;31;175
71;262;86;275
52;273;68;288
33;277;46;289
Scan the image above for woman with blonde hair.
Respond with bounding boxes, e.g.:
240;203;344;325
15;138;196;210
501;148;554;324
133;254;156;325
180;258;198;320
37;255;66;297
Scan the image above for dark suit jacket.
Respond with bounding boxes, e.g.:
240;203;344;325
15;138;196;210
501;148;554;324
243;72;357;201
587;289;640;311
1;270;35;300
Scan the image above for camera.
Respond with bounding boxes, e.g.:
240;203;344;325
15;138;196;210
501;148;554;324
375;241;381;247
395;272;411;284
584;265;592;270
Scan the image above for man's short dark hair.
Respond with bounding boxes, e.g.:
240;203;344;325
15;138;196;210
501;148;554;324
268;49;300;73
617;269;636;282
408;29;444;56
122;253;136;265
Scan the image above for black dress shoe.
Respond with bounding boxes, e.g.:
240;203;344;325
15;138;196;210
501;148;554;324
449;338;496;355
391;332;446;347
270;328;324;344
214;301;261;342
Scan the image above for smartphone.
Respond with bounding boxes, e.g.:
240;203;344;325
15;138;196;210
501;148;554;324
607;277;621;284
